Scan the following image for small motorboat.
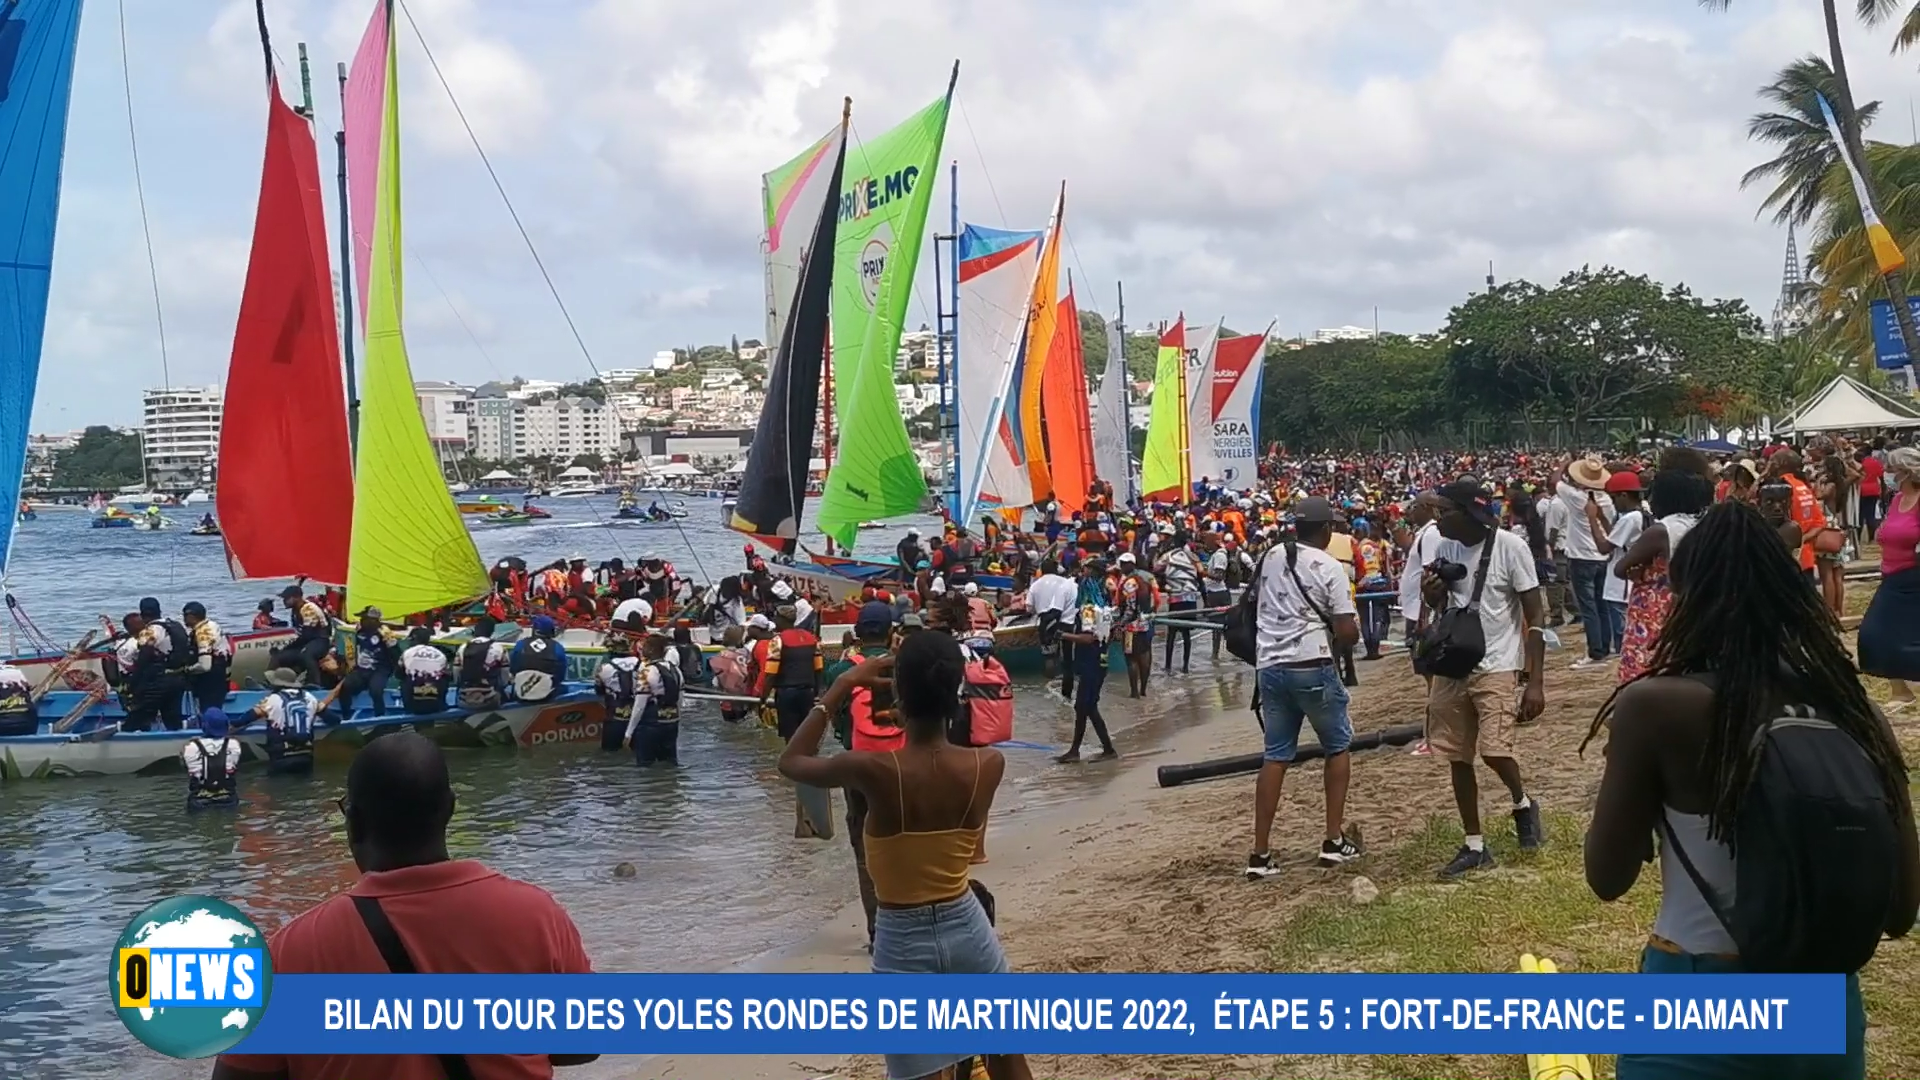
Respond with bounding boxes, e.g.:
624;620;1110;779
518;505;553;519
90;511;137;530
857;521;887;531
189;524;222;536
482;511;539;526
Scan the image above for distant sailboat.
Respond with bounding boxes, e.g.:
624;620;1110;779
217;0;355;585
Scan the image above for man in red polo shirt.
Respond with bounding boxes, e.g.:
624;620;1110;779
213;734;596;1080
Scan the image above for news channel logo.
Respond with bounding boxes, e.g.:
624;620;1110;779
108;895;274;1059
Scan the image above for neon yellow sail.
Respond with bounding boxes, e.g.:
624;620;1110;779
1139;317;1188;502
346;6;487;616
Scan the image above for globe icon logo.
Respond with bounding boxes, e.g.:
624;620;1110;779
108;895;274;1059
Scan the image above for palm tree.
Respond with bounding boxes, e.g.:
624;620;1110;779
1702;0;1920;364
1742;56;1880;226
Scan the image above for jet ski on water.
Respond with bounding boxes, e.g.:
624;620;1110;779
614;499;687;522
189;514;222;536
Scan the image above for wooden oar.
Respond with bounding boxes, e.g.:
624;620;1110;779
27;629;98;701
51;685;110;734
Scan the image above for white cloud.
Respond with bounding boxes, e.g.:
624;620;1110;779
33;0;1920;427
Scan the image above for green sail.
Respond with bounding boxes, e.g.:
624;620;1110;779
815;83;954;549
346;25;489;616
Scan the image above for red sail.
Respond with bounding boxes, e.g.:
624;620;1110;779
217;78;355;584
1040;287;1096;514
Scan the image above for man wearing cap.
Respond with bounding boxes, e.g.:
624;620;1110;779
1422;480;1547;878
1583;470;1648;664
822;600;900;947
1555;456;1616;662
180;602;234;714
1246;496;1363;879
280;584;333;686
336;607;401;717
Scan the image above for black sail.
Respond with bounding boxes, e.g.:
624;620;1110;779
730;128;847;545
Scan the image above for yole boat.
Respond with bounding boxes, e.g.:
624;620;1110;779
0;686;605;781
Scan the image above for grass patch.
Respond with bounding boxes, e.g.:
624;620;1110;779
1261;810;1920;1080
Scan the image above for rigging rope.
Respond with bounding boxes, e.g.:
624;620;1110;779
395;0;709;582
117;0;171;391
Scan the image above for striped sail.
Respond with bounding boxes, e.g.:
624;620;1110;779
955;223;1042;523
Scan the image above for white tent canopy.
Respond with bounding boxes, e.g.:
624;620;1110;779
646;461;702;478
1776;374;1920;433
478;468;518;481
557;465;597;479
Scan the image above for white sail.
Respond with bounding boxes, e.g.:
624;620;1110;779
1183;318;1222;487
956;224;1045;522
1092;311;1132;501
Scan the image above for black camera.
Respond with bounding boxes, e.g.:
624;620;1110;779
1428;558;1470;585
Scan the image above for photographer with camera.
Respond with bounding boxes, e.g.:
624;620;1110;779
1418;480;1548;879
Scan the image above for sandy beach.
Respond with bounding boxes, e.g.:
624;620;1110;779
613;644;1663;1080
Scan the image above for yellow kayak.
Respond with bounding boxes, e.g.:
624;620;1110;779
1518;953;1595;1080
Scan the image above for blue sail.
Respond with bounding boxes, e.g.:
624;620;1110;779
0;0;85;573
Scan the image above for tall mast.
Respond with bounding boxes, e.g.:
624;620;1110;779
334;61;361;456
295;43;314;117
934;158;960;521
1117;280;1133;501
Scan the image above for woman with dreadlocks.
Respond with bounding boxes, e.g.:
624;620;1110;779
1583;501;1919;1080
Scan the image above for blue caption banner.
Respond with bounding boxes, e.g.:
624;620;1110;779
228;973;1845;1056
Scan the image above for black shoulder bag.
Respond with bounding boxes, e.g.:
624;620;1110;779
1221;549;1271;664
353;896;475;1080
1412;533;1498;680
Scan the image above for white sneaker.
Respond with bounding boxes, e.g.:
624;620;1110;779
1570;657;1602;670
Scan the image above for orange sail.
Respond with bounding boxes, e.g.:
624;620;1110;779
1016;183;1066;507
1041;284;1095;513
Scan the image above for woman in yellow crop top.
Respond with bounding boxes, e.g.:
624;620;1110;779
780;631;1032;1080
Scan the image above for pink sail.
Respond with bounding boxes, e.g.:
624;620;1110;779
343;0;390;335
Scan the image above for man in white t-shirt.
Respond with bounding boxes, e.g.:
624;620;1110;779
1421;480;1547;879
1246;497;1362;881
1538;489;1570;627
1583;469;1647;665
1397;493;1446;644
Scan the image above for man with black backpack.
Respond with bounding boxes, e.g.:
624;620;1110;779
1419;480;1547;879
1244;497;1364;880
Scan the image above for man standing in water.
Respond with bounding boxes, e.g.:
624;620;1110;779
212;734;597;1080
1423;480;1547;878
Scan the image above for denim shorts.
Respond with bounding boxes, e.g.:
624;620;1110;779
1258;662;1353;763
1617;946;1863;1080
872;890;1010;1079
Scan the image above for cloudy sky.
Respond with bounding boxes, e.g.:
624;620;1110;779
26;0;1920;428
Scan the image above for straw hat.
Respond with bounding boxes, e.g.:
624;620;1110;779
1567;455;1609;491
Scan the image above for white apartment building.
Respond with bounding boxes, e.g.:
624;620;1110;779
650;350;678;371
470;394;624;462
142;386;222;490
414;381;471;451
1311;325;1376;343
